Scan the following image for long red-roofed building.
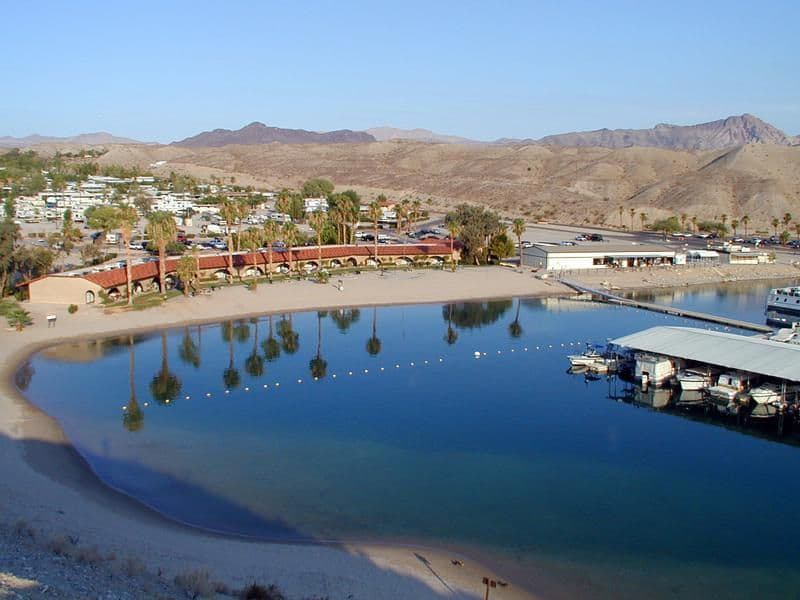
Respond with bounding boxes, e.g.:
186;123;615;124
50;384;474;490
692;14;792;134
22;242;460;305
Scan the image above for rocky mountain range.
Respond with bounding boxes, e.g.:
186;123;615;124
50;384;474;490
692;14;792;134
172;122;375;147
0;132;144;148
507;114;797;150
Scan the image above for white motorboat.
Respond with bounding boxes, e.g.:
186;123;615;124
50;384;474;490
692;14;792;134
568;348;603;367
675;369;714;391
707;372;753;402
635;353;683;387
748;383;782;405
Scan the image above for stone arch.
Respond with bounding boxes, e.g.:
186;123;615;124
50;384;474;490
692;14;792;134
329;258;343;269
346;257;358;268
133;282;144;295
164;275;176;289
395;256;412;266
85;290;96;304
107;287;121;300
428;256;444;266
365;257;382;267
277;263;290;274
302;261;319;273
213;270;230;280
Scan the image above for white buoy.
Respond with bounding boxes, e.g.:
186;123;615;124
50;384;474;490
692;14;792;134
224;390;230;394
144;402;149;407
185;395;190;400
474;351;481;358
263;384;268;388
122;405;127;410
244;387;250;391
332;374;337;378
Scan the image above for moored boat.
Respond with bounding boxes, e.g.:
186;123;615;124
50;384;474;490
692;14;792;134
707;372;753;402
676;369;714;391
765;285;800;327
748;383;782;405
568;347;603;367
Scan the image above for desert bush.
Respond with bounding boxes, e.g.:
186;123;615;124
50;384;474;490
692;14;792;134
47;534;74;556
120;556;146;577
75;545;104;565
240;582;285;600
175;568;215;598
67;304;78;314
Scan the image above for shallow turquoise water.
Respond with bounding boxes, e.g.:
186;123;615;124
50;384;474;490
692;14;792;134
19;281;800;599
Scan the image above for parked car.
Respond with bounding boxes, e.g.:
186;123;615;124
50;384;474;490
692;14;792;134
559;240;577;246
588;234;604;241
128;241;144;250
520;240;533;248
575;234;588;241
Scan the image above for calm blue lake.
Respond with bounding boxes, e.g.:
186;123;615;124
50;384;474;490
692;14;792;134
19;279;800;599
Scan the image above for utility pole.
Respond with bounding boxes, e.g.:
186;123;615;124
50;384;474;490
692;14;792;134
482;576;497;600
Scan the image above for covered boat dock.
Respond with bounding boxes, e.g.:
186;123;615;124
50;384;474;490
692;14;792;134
611;326;800;383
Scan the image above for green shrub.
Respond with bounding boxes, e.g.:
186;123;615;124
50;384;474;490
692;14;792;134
316;270;330;284
68;304;78;314
6;307;32;331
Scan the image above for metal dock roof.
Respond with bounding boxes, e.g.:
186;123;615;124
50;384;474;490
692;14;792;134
611;326;800;382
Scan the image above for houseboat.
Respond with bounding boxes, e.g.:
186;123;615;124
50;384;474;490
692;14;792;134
765;285;800;327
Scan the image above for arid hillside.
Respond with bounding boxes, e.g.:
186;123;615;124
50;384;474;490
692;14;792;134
34;140;800;231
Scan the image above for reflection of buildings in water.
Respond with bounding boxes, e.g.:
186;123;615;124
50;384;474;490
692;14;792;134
40;334;151;363
522;297;605;313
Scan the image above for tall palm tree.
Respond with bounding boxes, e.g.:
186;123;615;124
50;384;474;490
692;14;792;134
639;212;648;231
783;212;793;229
412;199;421;227
282;222;299;275
772;217;780;238
278;315;299;355
366;307;381;355
117;204;138;305
618;205;625;228
222;321;241;389
742;215;750;236
309;311;328;379
680;213;688;232
146;211;177;293
509;298;523;338
262;314;281;361
124;335;144;432
245;318;264;377
447;221;460;272
242;227;261;285
178;327;200;368
731;219;739;238
629;207;636;231
368;201;382;267
236;201;251;252
219;200;238;278
262;220;281;281
395;203;407;235
308;210;327;269
444;304;458;345
511;218;525;268
150;331;181;405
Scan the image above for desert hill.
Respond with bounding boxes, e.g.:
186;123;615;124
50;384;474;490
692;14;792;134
81;140;799;232
517;114;795;151
173;122;375;147
367;126;479;144
0;132;145;148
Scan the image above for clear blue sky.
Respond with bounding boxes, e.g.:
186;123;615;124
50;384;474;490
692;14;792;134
3;0;799;142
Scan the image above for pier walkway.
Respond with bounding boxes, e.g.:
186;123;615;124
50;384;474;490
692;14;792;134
558;278;773;334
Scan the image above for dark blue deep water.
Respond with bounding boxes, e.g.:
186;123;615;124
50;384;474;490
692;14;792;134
19;279;800;599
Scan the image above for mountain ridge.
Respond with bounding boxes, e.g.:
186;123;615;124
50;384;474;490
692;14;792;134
172;121;375;147
0;131;146;148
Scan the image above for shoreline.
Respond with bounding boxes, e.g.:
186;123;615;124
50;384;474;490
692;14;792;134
2;264;798;599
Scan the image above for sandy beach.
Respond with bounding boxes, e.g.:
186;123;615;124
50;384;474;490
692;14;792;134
1;264;798;599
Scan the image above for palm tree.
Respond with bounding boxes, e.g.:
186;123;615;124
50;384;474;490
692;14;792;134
680;213;688;232
691;215;698;233
509;298;523;338
629;207;636;231
117;204;138;304
742;215;750;237
639;212;648;231
366;307;382;356
783;212;793;229
262;220;280;281
219;200;238;278
262;315;281;361
282;222;299;275
447;221;460;272
236;201;251;252
124;335;144;432
178;327;200;368
772;217;780;238
146;211;177;293
731;219;739;238
309;311;328;379
511;218;525;268
278;315;299;355
175;256;196;295
150;331;181;405
245;319;264;378
308;210;327;269
444;304;458;345
368;201;382;267
412;199;421;226
222;321;241;389
395;203;407;235
242;227;261;285
618;205;625;228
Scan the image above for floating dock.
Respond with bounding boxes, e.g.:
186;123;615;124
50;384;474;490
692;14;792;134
558;279;773;333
